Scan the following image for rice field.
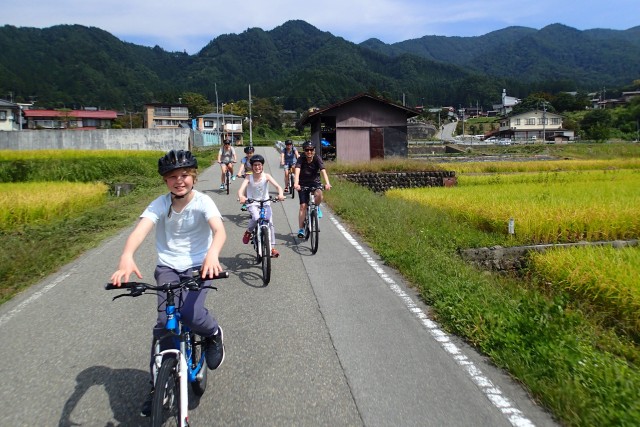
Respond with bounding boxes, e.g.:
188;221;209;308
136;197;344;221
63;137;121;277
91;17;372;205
387;169;640;244
0;181;108;230
529;245;640;337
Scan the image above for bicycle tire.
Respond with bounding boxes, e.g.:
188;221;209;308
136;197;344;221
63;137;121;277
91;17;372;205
310;209;319;254
190;334;208;397
289;173;295;199
260;225;271;285
151;357;181;427
225;171;230;195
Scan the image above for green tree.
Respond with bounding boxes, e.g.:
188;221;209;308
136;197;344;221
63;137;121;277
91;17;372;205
181;92;213;118
581;109;612;141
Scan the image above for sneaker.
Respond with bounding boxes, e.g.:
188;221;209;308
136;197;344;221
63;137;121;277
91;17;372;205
140;386;154;417
242;231;252;244
284;186;289;193
204;327;225;370
232;175;236;181
317;206;323;219
297;228;305;238
241;203;247;211
219;184;225;190
271;248;280;258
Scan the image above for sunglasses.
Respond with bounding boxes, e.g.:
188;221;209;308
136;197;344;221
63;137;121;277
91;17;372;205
304;148;315;152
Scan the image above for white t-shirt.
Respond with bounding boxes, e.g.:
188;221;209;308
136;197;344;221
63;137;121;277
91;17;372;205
141;190;222;271
247;174;270;204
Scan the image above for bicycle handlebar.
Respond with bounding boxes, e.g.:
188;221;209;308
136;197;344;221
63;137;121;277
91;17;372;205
245;197;280;204
105;270;229;293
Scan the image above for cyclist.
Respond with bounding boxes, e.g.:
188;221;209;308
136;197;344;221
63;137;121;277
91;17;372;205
236;145;255;210
279;139;299;192
109;149;227;417
293;141;332;238
217;139;237;189
237;154;285;257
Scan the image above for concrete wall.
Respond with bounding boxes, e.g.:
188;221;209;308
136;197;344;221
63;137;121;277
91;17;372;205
0;128;191;151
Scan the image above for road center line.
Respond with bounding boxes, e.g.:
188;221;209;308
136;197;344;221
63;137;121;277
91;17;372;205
330;216;535;427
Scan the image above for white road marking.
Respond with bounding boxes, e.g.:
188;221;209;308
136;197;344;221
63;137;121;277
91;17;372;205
330;216;536;427
0;270;73;327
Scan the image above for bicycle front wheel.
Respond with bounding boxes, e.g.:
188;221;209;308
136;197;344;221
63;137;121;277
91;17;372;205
310;209;319;254
225;171;230;195
190;334;208;397
289;173;295;199
260;225;271;285
151;357;182;427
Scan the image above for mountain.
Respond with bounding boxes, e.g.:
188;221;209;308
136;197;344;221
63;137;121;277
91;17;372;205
362;23;640;88
0;20;637;111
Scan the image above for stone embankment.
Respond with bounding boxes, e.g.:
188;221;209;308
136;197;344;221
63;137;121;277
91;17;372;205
338;171;457;192
460;239;639;272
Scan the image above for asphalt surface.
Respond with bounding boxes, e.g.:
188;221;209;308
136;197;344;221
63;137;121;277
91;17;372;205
0;146;559;427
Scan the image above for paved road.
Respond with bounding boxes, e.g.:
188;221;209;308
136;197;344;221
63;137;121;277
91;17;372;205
0;147;558;426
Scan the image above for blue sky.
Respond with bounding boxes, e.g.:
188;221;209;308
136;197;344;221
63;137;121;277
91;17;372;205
3;0;638;54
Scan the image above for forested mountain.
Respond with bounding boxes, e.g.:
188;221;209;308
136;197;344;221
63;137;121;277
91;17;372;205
0;20;638;111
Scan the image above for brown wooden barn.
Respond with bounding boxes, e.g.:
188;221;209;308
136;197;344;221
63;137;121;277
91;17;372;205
299;93;420;162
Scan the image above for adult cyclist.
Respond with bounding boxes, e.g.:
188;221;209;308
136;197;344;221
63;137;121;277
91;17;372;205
279;139;299;192
293;141;331;238
217;139;237;190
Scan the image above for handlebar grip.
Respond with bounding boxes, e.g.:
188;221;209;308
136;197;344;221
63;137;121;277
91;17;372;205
105;282;138;290
203;271;229;280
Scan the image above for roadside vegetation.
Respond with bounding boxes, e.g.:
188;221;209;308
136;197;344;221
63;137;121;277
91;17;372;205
325;142;640;426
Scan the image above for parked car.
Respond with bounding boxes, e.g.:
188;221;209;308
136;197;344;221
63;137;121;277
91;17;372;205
497;138;512;146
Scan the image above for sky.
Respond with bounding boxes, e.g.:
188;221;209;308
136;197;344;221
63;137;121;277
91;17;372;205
2;0;638;54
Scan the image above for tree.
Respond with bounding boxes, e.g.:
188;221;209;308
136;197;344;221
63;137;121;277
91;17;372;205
181;92;213;118
581;109;612;141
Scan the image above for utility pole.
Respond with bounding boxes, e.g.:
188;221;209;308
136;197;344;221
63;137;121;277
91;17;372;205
248;84;253;146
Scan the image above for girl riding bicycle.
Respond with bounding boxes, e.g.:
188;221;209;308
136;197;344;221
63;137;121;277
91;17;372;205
110;149;227;417
237;154;285;257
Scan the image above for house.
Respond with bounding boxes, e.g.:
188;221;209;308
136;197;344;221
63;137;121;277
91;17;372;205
0;99;23;131
143;103;190;129
298;93;419;162
499;109;574;142
492;89;521;116
22;108;117;130
196;112;244;146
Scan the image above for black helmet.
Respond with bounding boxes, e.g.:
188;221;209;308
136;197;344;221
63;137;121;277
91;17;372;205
249;154;265;165
158;150;198;176
285;139;293;145
302;141;314;150
244;145;255;154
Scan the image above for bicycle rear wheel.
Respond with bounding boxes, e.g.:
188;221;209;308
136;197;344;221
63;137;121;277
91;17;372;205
309;209;319;254
190;334;208;397
151;357;181;427
260;225;271;285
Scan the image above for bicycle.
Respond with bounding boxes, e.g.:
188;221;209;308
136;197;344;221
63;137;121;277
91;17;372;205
287;165;295;199
105;270;229;427
219;161;236;195
246;197;279;285
299;186;322;254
